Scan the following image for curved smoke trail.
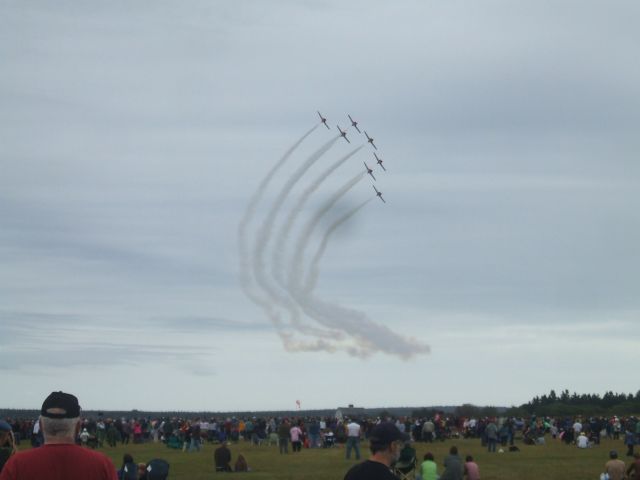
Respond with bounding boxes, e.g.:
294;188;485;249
287;172;366;295
251;135;340;338
286;179;429;359
303;198;372;295
271;145;364;288
237;124;317;335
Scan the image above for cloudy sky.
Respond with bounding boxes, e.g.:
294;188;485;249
1;0;638;412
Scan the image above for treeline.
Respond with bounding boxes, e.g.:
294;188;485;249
508;390;640;417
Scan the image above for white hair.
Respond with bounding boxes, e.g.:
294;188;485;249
41;417;79;438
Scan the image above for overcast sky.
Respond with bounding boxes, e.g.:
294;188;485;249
1;0;638;412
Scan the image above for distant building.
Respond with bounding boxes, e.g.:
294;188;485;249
336;404;366;421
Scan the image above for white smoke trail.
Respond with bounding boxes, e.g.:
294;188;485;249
287;172;366;294
303;198;372;295
271;145;364;287
286;179;430;359
237;125;318;308
251;135;341;338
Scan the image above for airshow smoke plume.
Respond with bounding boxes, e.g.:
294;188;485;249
238;116;429;359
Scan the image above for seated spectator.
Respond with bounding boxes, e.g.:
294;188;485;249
420;452;438;480
441;446;463;480
577;432;589;448
604;450;625;480
137;462;147;480
234;454;249;472
215;442;233;472
626;452;640;480
464;455;480;480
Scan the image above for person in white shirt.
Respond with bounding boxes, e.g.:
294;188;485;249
577;432;590;448
346;420;361;460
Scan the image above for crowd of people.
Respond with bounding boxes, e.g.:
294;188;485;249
2;393;640;479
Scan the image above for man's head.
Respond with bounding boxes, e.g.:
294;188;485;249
40;391;81;442
368;422;409;463
41;391;80;419
609;450;618;459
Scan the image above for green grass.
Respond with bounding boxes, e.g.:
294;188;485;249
16;437;631;479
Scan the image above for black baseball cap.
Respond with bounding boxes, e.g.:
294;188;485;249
369;422;410;446
41;391;81;419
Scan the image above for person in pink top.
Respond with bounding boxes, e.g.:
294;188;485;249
290;423;303;453
464;455;480;480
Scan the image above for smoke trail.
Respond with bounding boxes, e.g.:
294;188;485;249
285;179;430;359
252;135;341;337
287;172;366;294
271;145;364;287
303;198;372;295
237;124;318;316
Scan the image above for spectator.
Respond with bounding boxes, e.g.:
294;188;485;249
345;419;361;461
485;420;498;453
577;432;590;448
464;455;480;480
440;446;464;480
626;430;637;457
278;420;290;455
0;391;117;480
344;422;408;480
626;452;640;480
604;450;625;480
290;423;303;453
234;454;249;472
0;421;17;474
214;442;232;472
420;452;438;480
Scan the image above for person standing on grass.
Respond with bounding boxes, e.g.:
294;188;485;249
0;391;117;480
290;422;303;453
626;430;637;457
345;419;362;461
344;422;408;480
485;420;498;453
278;419;290;454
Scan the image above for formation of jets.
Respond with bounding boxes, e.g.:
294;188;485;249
316;111;387;203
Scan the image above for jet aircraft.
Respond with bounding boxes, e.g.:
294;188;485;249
317;111;330;129
374;152;386;171
363;161;376;181
348;114;361;133
337;125;350;143
364;131;377;150
373;185;385;203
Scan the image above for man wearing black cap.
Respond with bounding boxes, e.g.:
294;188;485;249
344;422;409;480
0;391;117;480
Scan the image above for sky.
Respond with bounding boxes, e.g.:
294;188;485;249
1;0;638;412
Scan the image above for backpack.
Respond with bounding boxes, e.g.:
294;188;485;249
122;462;138;480
146;459;170;480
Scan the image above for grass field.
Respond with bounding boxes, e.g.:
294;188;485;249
14;437;632;479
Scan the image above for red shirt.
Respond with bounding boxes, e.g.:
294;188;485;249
0;444;117;480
